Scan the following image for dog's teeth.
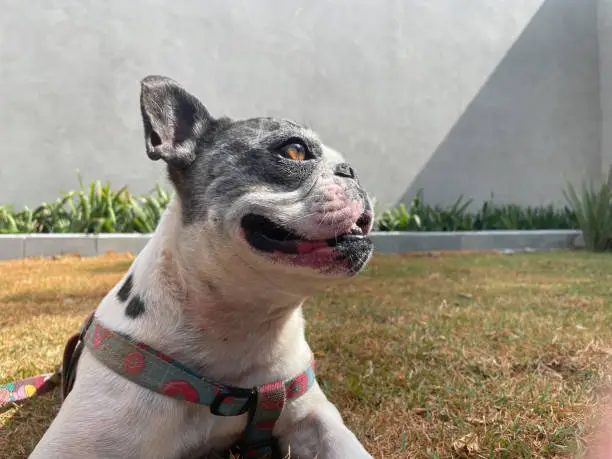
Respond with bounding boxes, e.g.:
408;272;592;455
349;224;363;236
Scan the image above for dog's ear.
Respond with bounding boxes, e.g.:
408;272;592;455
140;75;212;167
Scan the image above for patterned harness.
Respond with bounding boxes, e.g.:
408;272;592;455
1;313;316;459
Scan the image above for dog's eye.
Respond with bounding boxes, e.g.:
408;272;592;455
280;143;307;161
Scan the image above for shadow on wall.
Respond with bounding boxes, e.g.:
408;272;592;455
398;0;600;209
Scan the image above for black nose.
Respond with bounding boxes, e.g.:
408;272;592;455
334;162;356;180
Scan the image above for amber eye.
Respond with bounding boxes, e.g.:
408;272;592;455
281;143;307;161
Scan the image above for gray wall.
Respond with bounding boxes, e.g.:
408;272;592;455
0;0;605;209
600;0;612;177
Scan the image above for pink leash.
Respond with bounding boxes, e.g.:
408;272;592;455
0;371;61;406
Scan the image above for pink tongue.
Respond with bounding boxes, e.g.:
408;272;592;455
295;240;330;254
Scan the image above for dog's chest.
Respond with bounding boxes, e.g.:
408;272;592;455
142;406;247;457
77;353;249;457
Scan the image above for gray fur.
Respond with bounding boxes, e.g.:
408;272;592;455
140;76;369;230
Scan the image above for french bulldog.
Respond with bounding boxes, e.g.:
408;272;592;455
30;75;375;458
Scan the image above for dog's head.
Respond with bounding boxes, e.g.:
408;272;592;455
140;75;374;282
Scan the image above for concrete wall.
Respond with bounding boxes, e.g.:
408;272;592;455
599;0;612;178
0;0;604;210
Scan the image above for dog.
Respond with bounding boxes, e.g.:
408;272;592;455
30;75;375;459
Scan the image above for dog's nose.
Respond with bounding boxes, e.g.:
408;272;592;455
334;162;356;180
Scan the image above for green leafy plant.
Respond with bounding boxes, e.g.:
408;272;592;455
376;202;421;231
563;173;612;252
376;190;578;233
0;178;172;234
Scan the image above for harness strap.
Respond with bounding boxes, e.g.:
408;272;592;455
231;380;286;458
1;313;316;459
83;316;316;458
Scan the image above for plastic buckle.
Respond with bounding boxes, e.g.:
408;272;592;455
209;386;256;416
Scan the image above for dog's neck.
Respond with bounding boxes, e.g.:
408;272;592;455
96;200;314;386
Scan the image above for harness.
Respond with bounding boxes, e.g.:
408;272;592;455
1;313;316;459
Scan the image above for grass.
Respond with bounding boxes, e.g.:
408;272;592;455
2;251;612;458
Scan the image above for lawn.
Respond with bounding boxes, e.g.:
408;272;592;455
1;250;612;458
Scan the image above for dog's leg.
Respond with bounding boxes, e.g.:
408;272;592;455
30;383;141;458
278;386;373;459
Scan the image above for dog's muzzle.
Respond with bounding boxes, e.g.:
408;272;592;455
240;209;374;275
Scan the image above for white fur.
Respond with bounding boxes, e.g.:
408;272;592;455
31;198;373;459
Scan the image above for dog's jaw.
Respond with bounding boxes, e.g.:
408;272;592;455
239;232;374;276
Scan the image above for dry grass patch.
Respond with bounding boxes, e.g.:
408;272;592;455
1;251;612;458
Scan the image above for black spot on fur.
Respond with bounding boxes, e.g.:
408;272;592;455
117;274;133;302
125;295;145;318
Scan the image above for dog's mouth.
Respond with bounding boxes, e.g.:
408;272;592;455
240;213;373;274
241;214;369;254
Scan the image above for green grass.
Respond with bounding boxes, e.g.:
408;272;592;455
2;251;612;457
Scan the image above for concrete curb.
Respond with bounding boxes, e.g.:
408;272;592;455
0;234;152;260
368;230;583;254
0;230;584;260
